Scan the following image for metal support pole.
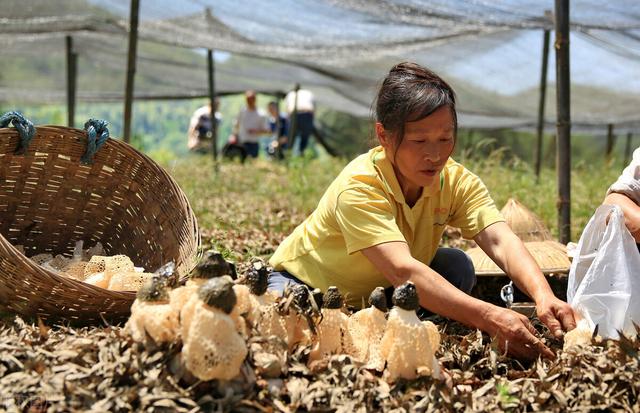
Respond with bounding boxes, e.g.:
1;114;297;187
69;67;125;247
207;49;218;161
555;0;571;243
605;123;615;164
65;35;77;128
535;28;550;181
123;0;140;143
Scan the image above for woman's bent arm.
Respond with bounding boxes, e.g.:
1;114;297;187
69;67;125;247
361;241;554;359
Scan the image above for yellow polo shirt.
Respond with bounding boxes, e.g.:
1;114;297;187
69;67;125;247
269;146;503;307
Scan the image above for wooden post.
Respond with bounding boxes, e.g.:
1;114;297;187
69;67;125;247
624;132;633;165
123;0;140;143
207;49;218;161
65;35;77;128
555;0;571;244
605;123;616;164
535;27;551;182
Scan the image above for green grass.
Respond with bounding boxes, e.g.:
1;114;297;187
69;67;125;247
164;149;620;263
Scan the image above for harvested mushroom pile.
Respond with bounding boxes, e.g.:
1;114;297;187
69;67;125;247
20;241;153;291
125;251;442;384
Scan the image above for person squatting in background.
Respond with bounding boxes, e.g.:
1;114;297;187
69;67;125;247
187;98;221;154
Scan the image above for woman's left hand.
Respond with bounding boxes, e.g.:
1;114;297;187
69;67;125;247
535;294;577;338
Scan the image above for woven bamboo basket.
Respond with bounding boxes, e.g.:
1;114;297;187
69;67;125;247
0;115;200;324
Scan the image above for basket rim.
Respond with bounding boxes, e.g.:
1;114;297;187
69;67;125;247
0;124;201;308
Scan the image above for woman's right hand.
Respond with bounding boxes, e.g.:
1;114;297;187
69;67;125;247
481;305;555;360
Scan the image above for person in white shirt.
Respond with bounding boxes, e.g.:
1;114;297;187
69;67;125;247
232;90;270;159
285;84;315;155
604;147;640;244
187;99;221;153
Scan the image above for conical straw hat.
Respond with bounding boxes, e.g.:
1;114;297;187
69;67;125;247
500;198;552;242
466;198;570;275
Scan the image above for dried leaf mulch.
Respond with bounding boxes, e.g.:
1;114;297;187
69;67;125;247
1;315;638;412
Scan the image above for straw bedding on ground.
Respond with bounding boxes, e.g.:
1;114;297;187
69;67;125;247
1;314;638;412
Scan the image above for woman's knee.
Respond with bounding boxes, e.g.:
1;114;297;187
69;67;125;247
430;247;476;294
267;270;306;295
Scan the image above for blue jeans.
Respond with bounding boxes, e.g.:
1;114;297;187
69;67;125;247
243;142;259;158
295;112;314;154
268;247;476;302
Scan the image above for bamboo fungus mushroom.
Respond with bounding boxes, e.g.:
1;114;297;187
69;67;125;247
229;259;274;336
282;284;315;350
241;259;287;342
181;277;248;381
225;259;277;330
125;276;178;344
379;282;440;382
563;319;593;350
308;286;353;363
348;287;388;369
83;255;135;289
171;250;235;333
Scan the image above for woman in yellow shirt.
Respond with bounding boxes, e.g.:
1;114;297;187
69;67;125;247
269;62;576;359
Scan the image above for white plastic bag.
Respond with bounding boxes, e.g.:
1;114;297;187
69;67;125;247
567;204;640;339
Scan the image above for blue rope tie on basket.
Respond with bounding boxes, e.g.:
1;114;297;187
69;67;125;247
81;119;110;165
0;111;36;155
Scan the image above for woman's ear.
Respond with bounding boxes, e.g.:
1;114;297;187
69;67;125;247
375;122;389;148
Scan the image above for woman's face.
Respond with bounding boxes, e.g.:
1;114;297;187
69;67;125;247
377;106;455;196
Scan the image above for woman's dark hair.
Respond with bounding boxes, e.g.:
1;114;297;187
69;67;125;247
374;62;457;148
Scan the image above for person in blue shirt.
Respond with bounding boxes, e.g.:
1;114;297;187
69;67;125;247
267;100;289;160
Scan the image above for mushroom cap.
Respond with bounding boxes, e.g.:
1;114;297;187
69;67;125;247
323;286;343;309
292;284;310;309
369;287;388;312
136;276;169;302
311;288;324;309
392;282;419;311
243;260;270;295
192;250;235;279
197;276;237;313
154;261;177;287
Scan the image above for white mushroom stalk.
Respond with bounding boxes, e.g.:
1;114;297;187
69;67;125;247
181;277;248;381
309;286;353;363
379;282;441;382
348;286;388;370
563;318;594;350
170;250;236;333
238;259;280;332
125;276;179;345
281;284;315;350
237;260;289;377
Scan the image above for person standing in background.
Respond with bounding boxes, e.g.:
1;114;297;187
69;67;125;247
285;84;315;155
232;90;270;159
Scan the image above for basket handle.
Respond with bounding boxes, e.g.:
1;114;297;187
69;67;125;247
80;119;110;165
0;111;36;155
